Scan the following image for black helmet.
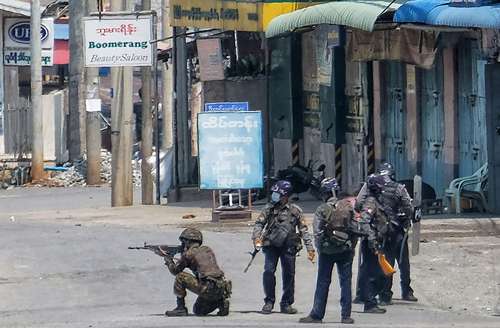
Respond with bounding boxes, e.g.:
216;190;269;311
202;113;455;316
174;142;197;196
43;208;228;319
367;174;388;193
320;177;339;200
377;162;395;179
179;228;203;244
271;180;293;197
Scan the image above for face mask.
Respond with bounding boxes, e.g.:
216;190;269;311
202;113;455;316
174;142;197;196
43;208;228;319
271;192;281;204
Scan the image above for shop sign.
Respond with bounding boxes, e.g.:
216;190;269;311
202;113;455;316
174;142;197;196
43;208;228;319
3;18;54;66
83;16;153;67
170;0;262;32
204;102;249;112
198;111;263;189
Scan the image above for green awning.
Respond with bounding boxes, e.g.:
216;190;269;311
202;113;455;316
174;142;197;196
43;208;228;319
265;0;406;38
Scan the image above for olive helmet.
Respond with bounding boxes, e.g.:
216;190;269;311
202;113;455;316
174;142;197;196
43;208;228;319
179;228;203;244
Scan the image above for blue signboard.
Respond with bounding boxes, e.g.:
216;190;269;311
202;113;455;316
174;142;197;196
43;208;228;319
198;111;263;190
204;102;249;112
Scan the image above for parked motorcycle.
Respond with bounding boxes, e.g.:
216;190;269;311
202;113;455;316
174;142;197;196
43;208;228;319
219;160;327;207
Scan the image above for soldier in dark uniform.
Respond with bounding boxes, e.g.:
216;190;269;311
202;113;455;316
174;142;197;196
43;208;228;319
357;174;392;314
253;180;315;315
375;163;417;304
299;178;357;324
354;162;417;305
164;228;231;317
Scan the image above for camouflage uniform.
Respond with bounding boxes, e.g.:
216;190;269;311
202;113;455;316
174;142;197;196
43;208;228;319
165;245;231;315
252;202;314;308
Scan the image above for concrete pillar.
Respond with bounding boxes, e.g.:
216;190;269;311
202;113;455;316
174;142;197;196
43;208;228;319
372;61;383;169
406;64;420;176
443;48;459;186
485;63;500;213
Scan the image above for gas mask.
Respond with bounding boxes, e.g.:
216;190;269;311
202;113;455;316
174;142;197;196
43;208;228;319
271;192;281;204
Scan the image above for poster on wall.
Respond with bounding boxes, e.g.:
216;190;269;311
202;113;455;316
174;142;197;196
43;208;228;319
198;111;263;189
83;15;153;67
317;25;337;87
4;18;54;66
197;38;225;81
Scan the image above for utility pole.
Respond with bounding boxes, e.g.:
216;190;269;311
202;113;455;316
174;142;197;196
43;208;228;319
86;0;101;185
111;0;134;206
31;0;43;181
68;0;86;160
141;0;153;205
161;0;173;149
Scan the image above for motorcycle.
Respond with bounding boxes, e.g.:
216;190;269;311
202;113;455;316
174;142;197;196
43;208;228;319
272;160;326;200
219;160;327;207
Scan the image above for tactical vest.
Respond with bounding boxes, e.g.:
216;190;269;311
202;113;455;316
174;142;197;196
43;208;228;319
265;206;298;248
320;199;355;254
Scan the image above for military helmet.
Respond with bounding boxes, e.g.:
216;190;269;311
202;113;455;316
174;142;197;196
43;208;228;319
377;162;395;179
271;180;293;197
367;174;388;193
319;177;340;199
179;228;203;244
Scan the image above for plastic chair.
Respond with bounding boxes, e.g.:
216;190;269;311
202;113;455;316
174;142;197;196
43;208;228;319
444;163;488;214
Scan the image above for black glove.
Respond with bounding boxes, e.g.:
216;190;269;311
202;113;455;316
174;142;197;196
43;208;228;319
368;238;380;252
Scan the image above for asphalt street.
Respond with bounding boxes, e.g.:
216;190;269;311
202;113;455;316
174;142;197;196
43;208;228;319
1;186;500;327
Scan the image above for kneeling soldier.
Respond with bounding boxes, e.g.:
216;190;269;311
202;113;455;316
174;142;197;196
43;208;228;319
299;178;357;324
164;228;231;317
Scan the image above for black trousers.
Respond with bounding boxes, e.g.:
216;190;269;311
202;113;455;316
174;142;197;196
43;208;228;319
358;239;385;310
309;251;353;320
380;228;413;301
262;245;296;306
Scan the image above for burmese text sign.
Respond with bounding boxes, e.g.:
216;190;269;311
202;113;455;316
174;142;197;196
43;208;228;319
198;111;263;189
3;18;54;66
83;16;153;67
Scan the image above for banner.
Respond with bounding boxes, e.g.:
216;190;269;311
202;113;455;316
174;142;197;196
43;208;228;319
198;111;263;189
83;16;153;67
3;18;54;66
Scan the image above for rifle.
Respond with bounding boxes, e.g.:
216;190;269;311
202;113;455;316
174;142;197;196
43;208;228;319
243;248;260;273
128;243;183;258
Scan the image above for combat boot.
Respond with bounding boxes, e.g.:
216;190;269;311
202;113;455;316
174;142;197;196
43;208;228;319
261;302;274;314
217;299;230;316
299;315;322;323
341;317;355;324
402;292;418;302
165;297;188;317
363;306;386;314
280;304;298;314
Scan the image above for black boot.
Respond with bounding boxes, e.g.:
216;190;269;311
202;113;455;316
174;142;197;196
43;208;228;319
165;297;188;317
363;305;386;314
217;299;230;316
402;291;418;302
261;302;273;314
280;304;298;314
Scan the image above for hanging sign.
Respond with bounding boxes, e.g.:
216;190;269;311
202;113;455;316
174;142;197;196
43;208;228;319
204;102;249;112
198;111;263;189
83;15;153;67
3;18;54;66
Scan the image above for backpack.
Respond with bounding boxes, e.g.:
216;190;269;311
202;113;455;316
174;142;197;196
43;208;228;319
320;199;355;254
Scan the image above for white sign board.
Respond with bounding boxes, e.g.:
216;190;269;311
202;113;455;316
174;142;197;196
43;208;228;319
3;18;54;66
83;16;153;67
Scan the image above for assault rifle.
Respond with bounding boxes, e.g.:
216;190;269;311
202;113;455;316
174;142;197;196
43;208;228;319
128;243;183;258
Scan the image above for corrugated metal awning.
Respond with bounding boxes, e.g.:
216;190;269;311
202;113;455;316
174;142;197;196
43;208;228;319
395;0;500;29
265;0;407;38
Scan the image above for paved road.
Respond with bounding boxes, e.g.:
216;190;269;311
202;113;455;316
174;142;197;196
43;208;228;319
1;215;499;328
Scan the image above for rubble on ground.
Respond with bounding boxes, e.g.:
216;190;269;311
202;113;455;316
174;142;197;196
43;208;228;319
44;150;141;187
